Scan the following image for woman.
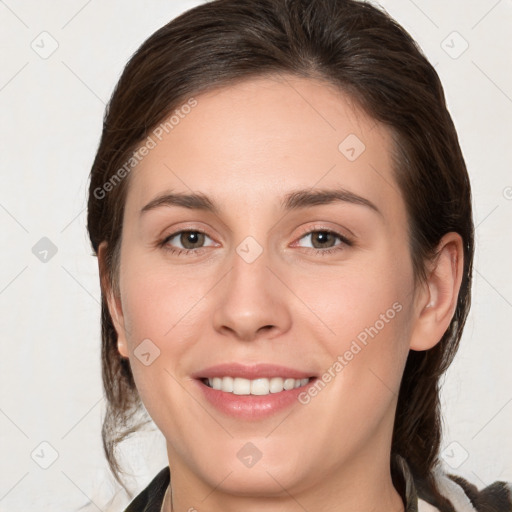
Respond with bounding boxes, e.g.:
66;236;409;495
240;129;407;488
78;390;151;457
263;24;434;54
87;0;511;510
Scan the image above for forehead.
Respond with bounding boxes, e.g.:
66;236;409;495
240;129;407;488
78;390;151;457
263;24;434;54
125;74;403;222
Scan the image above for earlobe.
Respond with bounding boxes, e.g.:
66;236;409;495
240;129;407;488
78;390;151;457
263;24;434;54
97;242;129;359
409;232;464;351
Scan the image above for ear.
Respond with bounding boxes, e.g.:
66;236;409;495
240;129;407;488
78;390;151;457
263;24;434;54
409;232;464;351
97;241;129;358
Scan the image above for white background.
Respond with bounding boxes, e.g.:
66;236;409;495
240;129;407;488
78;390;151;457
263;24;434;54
0;1;511;510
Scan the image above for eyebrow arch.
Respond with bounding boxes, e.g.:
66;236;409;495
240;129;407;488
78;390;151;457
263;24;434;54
141;191;219;216
282;187;381;216
140;187;381;216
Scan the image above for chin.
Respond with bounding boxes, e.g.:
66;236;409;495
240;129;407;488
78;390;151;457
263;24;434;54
197;444;312;496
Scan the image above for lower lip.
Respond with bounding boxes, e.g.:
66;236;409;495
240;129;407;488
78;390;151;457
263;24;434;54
195;378;318;420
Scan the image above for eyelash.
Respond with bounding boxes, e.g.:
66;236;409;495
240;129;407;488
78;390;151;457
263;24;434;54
158;227;353;257
294;226;353;256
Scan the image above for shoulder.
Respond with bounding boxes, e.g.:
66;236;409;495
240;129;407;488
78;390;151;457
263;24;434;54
123;466;170;512
394;454;512;512
421;466;512;512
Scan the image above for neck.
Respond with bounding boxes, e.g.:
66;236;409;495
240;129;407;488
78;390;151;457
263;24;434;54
164;442;405;512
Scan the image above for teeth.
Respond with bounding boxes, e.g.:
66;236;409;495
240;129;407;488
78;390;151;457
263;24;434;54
205;376;310;395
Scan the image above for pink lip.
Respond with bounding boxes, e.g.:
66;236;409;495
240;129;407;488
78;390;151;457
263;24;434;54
191;362;317;380
191;363;318;420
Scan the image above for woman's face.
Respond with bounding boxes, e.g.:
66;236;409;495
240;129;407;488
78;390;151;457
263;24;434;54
108;75;426;503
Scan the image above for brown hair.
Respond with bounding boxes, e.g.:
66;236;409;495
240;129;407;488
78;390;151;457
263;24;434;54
87;0;474;505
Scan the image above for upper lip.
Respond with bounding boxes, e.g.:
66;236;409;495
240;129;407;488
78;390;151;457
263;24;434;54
191;363;317;380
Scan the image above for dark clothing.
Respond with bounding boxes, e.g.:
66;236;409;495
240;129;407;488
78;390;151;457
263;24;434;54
124;465;169;512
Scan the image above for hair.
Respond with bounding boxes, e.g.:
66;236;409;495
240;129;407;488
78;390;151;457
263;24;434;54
87;0;474;506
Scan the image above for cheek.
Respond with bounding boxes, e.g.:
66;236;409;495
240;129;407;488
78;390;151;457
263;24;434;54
292;248;412;343
120;260;209;343
305;278;409;389
295;280;411;444
290;249;413;402
116;260;210;401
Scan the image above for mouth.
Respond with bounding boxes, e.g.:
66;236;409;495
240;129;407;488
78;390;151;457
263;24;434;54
200;376;314;395
193;362;318;396
192;363;319;419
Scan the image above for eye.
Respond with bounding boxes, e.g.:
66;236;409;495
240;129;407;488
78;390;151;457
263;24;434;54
294;228;353;254
158;227;353;257
160;230;217;255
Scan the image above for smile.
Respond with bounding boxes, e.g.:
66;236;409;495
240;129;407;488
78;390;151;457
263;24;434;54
202;376;312;395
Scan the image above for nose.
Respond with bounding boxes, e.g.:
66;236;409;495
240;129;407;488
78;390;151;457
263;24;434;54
212;240;292;342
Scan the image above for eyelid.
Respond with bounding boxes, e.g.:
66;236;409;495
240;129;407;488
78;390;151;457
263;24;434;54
298;219;354;235
160;228;218;251
164;229;216;243
157;220;218;243
292;224;353;245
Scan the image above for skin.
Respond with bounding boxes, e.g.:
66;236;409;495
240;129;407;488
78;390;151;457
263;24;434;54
99;74;463;512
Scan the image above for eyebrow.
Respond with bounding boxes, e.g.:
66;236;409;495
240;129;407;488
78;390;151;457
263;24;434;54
140;187;381;216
